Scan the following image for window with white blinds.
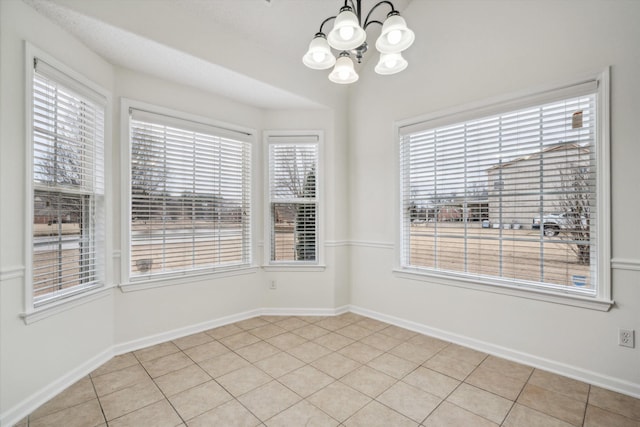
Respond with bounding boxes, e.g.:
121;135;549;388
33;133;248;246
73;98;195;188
267;136;319;263
128;108;252;279
400;78;608;299
31;58;106;306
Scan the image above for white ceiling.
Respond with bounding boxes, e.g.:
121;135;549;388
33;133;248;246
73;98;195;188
23;0;412;110
174;0;411;55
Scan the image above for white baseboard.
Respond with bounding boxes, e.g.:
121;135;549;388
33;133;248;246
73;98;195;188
113;308;262;355
349;304;640;399
0;347;114;427
261;305;349;317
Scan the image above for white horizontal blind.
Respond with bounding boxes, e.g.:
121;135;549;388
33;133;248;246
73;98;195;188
32;58;105;306
268;141;318;262
129;109;251;278
400;88;598;294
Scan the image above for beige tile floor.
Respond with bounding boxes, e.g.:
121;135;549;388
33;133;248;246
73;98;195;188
16;313;640;426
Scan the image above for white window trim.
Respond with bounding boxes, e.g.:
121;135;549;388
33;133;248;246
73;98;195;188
394;69;612;311
23;42;113;322
263;130;325;269
120;99;257;290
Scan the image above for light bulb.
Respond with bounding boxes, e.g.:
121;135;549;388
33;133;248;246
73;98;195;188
385;57;397;68
312;51;326;63
338;69;350;81
387;29;402;45
339;25;355;41
375;52;407;75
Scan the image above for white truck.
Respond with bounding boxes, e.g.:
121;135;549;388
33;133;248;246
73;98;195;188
532;212;587;237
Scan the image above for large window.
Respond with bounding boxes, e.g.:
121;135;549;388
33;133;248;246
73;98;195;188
126;107;252;281
399;76;610;305
30;57;106;307
267;134;319;264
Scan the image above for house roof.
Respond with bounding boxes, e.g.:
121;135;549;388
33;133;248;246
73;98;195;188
487;141;590;171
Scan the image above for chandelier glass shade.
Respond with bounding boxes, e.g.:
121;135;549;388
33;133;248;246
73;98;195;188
376;14;415;53
374;52;408;75
328;52;359;84
327;7;367;51
302;34;336;70
303;0;415;84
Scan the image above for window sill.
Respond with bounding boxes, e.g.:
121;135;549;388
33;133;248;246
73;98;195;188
393;268;613;312
21;286;114;325
262;264;326;272
120;266;259;293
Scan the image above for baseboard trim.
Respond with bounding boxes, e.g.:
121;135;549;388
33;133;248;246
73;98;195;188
349;304;640;399
0;347;114;427
261;305;350;316
113;308;263;355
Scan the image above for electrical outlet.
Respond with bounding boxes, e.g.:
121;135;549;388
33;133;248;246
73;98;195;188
619;329;635;348
269;280;277;290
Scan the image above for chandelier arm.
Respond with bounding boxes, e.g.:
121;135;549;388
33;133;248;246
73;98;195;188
318;15;337;34
363;0;396;28
350;0;360;25
363;20;384;30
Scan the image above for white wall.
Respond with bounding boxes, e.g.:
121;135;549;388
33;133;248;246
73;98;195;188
349;0;640;396
0;0;116;422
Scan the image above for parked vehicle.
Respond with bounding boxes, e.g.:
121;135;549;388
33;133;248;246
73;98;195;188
532;212;587;237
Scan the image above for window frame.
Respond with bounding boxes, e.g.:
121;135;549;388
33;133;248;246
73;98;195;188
263;131;324;270
120;99;257;291
394;70;612;311
23;43;112;322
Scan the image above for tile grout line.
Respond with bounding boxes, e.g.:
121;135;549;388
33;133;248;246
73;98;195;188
514;369;594;427
112;350;183;426
418;352;490;425
242;318;361;425
499;364;535;426
580;383;592;427
176;334;261;424
334;321;439;425
183;319;324;425
87;374;108;426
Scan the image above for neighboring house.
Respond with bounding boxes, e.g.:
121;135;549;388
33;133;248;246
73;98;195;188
486;142;591;227
33;193;80;225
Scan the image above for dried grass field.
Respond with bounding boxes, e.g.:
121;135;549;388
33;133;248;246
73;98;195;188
408;222;591;288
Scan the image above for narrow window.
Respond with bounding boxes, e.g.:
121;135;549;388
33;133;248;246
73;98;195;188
267;135;319;263
31;58;106;306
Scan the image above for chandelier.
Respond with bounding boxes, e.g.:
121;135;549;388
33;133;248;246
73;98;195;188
303;0;415;84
